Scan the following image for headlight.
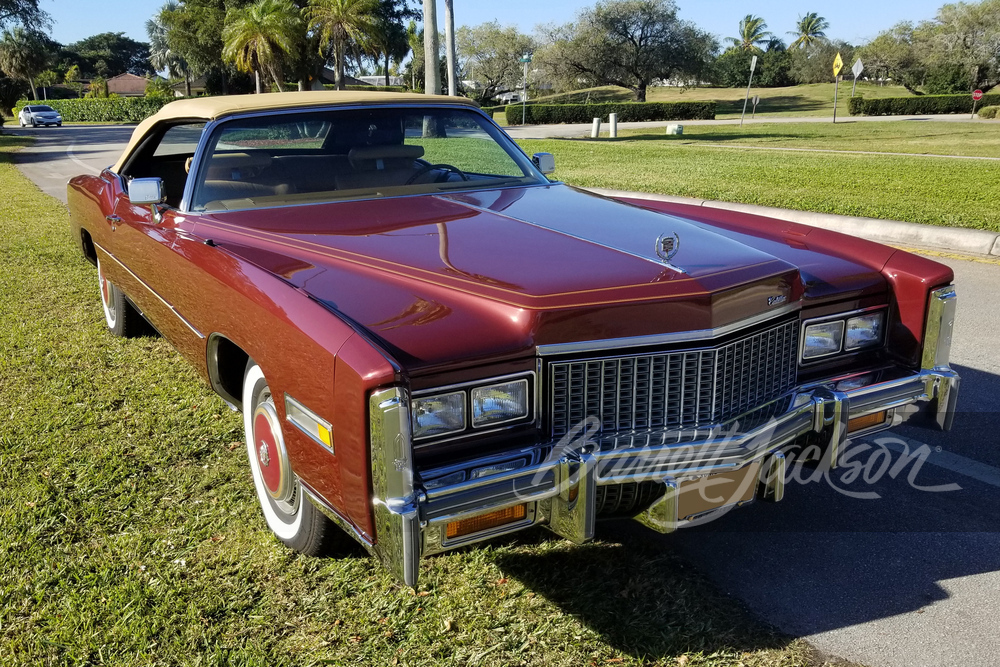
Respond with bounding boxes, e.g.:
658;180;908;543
844;312;884;351
802;320;844;360
412;391;465;440
472;379;529;428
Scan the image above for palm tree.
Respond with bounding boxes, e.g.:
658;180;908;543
728;15;772;53
147;1;191;96
223;0;303;93
307;0;378;91
0;28;49;101
422;0;439;95
788;12;829;50
443;0;456;95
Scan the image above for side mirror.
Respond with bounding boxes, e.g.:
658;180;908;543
128;177;166;205
128;177;166;223
532;152;555;175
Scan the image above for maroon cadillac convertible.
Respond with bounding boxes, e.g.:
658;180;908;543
67;92;959;586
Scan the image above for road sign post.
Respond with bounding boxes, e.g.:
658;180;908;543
972;89;983;119
520;53;532;126
851;58;864;97
751;94;760;118
832;53;844;123
740;55;758;128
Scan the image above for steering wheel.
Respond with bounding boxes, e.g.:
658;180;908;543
405;162;469;185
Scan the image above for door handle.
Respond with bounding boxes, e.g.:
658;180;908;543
105;214;120;230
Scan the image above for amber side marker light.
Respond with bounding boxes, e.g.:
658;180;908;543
446;504;527;539
848;410;888;434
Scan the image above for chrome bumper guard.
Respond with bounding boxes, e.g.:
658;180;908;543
369;286;960;587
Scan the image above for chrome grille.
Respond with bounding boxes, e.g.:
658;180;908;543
550;320;799;438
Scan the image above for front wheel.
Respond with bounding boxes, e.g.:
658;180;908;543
97;257;146;337
242;362;342;555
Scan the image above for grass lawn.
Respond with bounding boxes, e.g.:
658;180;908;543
516;121;1000;231
527;83;917;119
0;134;837;666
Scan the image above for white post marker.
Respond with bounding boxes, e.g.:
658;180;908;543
832;52;844;123
591;117;601;138
851;58;864;97
520;52;532;125
972;89;984;119
609;112;618;138
740;55;758;127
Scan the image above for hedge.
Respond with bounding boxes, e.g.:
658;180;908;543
13;97;170;123
505;101;715;125
849;93;1000;116
323;84;408;93
977;105;999;119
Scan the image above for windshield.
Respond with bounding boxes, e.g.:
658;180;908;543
31;106;55;112
190;106;544;211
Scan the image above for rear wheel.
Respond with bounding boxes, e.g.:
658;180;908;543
242;362;342;555
97;257;146;337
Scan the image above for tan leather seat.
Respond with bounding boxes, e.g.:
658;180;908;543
335;145;425;191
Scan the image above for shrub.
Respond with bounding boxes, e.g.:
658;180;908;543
505;101;715;125
12;97;169;123
850;93;1000;116
978;105;1000;119
324;84;407;93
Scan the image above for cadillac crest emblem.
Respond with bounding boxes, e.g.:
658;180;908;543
655;232;681;263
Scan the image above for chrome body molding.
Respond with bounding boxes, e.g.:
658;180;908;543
535;302;801;356
300;481;373;551
94;243;205;339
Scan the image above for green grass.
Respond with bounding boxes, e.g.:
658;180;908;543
0;134;838;666
516;121;1000;231
528;83;917;119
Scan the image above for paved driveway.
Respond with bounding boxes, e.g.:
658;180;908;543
9;123;1000;667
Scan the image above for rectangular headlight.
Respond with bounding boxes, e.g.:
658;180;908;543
844;312;884;351
412;391;465;440
471;379;529;428
802;320;844;360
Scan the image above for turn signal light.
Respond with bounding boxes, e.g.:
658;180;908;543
848;410;888;433
446;504;527;539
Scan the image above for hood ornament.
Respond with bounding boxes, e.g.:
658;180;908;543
654;232;686;273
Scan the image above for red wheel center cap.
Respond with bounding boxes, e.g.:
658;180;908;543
253;411;283;496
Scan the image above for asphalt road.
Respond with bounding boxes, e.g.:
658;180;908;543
8;123;1000;667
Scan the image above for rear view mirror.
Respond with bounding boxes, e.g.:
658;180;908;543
532;152;555;175
128;177;166;205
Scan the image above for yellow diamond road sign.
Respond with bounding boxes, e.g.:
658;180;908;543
833;52;844;76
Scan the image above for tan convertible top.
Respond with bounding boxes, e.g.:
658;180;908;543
112;91;479;173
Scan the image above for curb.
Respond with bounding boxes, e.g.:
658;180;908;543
586;188;1000;257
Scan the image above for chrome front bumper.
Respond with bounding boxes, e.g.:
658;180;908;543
368;366;959;587
368;286;961;587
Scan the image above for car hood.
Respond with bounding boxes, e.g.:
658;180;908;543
198;185;885;372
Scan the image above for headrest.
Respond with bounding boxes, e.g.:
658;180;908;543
348;144;425;166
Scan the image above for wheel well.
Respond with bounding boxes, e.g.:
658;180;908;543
80;229;97;267
207;334;250;410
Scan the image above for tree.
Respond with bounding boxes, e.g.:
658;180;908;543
66;32;151;77
0;0;49;30
728;14;771;53
0;70;28;114
224;0;301;93
147;1;191;96
539;0;716;102
713;45;791;87
456;21;534;105
857;23;924;92
788;12;828;50
422;0;439;94
0;27;49;100
443;0;455;95
368;0;417;87
307;0;378;90
35;67;56;98
790;38;854;84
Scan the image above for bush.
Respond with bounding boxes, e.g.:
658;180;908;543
12;97;169;123
712;48;793;88
978;105;1000;119
480;105;504;117
324;84;407;93
849;93;1000;116
506;101;715;125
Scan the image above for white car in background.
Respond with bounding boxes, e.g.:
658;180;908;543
19;105;62;127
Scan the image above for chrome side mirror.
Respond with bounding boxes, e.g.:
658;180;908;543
532;152;555;175
128;177;166;223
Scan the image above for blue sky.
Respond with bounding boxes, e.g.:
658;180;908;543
44;0;943;49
